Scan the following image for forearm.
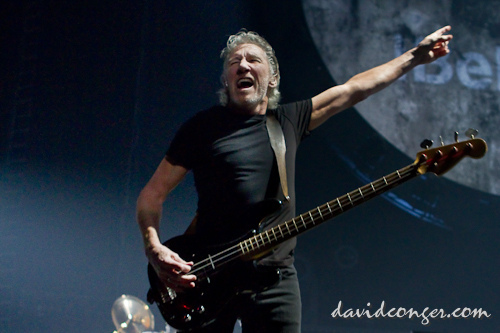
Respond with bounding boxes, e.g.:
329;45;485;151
346;26;452;102
136;190;164;254
345;47;420;102
136;159;189;256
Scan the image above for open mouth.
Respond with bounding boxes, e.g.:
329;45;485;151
237;78;254;89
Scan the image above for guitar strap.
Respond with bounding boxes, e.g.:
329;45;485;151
266;114;290;202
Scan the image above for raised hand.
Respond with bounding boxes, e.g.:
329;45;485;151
415;25;453;64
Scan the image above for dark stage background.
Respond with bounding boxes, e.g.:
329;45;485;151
1;1;498;332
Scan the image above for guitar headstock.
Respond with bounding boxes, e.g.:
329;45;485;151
415;138;487;176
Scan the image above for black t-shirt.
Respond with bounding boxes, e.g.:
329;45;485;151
166;100;312;266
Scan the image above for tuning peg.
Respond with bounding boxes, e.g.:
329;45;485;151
465;128;479;139
420;139;433;149
454;131;459;143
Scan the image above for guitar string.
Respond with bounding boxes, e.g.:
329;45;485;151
189;164;418;277
188;163;419;279
191;141;480;277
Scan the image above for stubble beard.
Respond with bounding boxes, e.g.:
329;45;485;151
230;81;269;112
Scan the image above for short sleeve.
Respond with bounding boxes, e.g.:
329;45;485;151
165;115;203;170
272;99;313;143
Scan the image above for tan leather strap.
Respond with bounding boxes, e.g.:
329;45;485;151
266;114;290;201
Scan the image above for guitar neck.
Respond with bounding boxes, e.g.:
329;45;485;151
190;138;487;275
238;162;420;259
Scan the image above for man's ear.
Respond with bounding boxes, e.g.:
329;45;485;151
220;74;228;87
269;75;278;88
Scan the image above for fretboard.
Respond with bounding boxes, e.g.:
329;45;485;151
239;162;420;259
189;162;421;279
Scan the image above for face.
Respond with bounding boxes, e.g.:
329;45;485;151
223;43;277;114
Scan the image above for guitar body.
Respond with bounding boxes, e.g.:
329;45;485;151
147;200;283;331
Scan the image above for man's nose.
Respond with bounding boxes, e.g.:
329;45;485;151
238;59;251;72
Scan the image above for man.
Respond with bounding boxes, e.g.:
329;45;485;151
137;26;453;332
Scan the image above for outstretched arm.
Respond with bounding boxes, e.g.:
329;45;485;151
309;25;453;130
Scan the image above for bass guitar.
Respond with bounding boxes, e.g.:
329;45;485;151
147;137;487;331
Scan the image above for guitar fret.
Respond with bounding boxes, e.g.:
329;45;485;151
239;242;245;254
326;202;333;215
383;176;388;185
317;207;324;221
337;198;344;211
396;170;401;178
271;228;277;241
278;225;284;238
265;230;271;244
358;188;364;199
301;214;307;228
370;182;376;192
292;219;299;232
259;233;264;246
347;193;354;206
285;222;291;235
208;254;215;270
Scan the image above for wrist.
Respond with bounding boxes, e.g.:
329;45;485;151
142;227;162;256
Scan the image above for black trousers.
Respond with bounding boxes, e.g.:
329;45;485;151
179;265;301;333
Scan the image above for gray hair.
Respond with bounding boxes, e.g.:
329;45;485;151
217;30;281;109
